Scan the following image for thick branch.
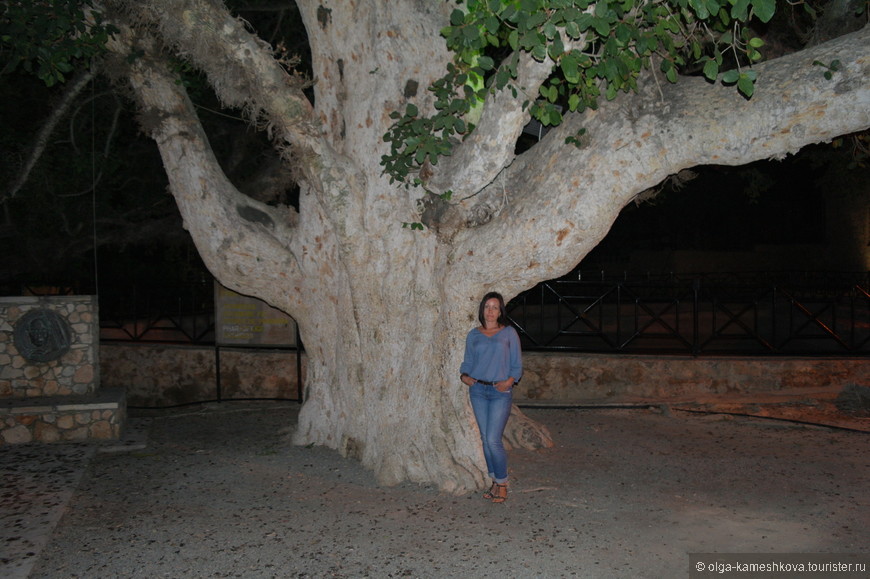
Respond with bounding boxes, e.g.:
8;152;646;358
111;0;317;147
448;26;870;293
103;22;305;311
425;51;556;198
427;32;582;199
107;0;362;217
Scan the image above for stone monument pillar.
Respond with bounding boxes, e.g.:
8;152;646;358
0;295;125;444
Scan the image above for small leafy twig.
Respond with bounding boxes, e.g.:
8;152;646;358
812;59;841;80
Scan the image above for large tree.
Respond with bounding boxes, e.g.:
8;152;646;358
8;0;869;491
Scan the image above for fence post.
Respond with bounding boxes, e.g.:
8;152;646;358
692;278;701;356
616;281;622;350
215;344;223;402
771;285;778;349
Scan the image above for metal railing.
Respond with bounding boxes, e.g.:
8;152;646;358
506;272;870;356
96;282;304;405
93;272;870;356
99;282;215;344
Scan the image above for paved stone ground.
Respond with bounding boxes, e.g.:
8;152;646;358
3;402;869;578
0;418;150;579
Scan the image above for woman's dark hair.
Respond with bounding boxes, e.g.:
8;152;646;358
478;291;508;326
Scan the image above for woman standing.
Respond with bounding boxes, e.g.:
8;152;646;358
459;292;522;503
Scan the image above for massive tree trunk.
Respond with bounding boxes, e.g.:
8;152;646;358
99;0;870;492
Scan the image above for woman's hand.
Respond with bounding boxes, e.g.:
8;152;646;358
495;379;514;392
460;374;474;386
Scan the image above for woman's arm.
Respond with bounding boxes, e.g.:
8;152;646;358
508;326;522;383
459;329;477;385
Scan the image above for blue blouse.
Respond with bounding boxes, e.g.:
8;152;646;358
459;326;523;383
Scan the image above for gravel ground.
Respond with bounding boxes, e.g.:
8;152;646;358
25;402;870;578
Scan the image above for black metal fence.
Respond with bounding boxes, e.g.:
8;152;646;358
506;271;870;356
93;271;870;357
98;282;215;344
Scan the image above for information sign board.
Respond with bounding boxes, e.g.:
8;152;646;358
214;283;297;347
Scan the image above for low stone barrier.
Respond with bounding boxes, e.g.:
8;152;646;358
99;344;869;413
515;352;870;404
101;343;302;407
0;296;124;445
0;388;125;444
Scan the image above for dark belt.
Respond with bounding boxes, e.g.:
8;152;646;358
474;379;497;385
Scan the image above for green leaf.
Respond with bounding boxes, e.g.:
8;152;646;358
730;0;749;21
568;93;581;111
750;0;776;23
543;105;563;126
508;29;519;50
702;59;719;81
689;0;709;19
462;25;480;43
531;43;548;61
705;0;723;15
565;20;581;39
494;68;511;89
737;73;755;97
561;51;581;83
543;22;558;40
477;55;494;70
414;147;426;165
548;35;565;60
721;69;740;83
592;17;611;36
615;23;632;44
548;84;559;102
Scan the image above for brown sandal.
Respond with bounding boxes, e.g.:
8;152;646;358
483;483;497;499
490;483;508;503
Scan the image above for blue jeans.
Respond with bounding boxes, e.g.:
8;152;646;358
469;382;513;483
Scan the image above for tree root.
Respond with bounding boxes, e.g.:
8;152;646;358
503;404;554;450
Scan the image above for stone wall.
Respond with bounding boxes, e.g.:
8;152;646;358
0;296;125;445
0;296;99;398
0;390;126;444
516;352;869;404
100;343;869;409
101;344;303;407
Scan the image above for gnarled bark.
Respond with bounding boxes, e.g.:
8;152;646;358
96;0;870;493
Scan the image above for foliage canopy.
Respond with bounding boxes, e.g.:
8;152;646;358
382;0;784;184
0;0;116;86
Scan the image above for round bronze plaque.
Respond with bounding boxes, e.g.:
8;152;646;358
13;308;73;363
